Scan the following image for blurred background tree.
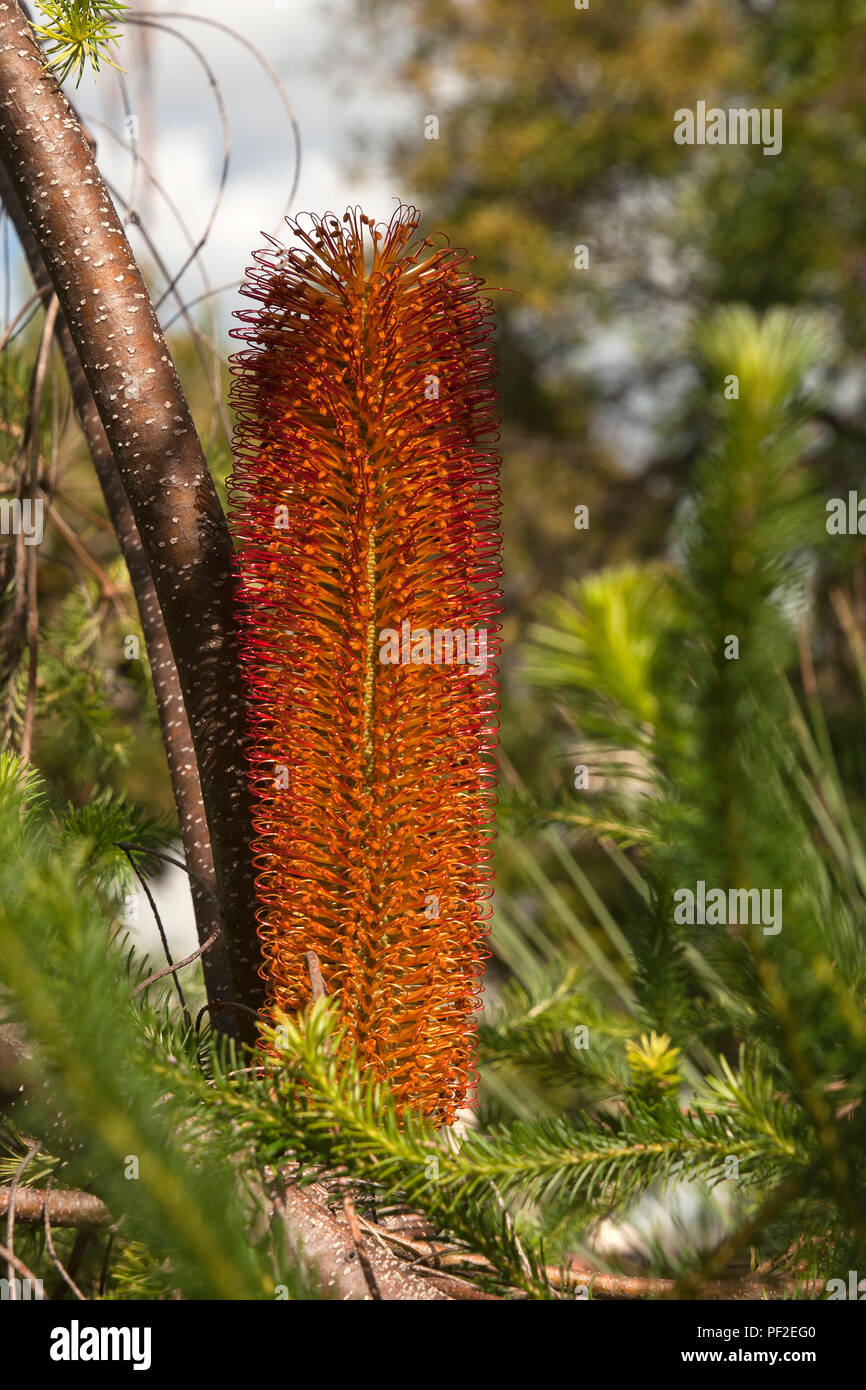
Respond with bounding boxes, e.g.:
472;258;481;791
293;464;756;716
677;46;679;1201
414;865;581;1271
345;0;866;662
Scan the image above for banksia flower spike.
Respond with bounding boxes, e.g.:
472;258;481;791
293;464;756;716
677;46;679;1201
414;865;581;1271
228;206;502;1125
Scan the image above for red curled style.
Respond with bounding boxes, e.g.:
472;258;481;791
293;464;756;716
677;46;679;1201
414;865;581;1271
227;205;502;1125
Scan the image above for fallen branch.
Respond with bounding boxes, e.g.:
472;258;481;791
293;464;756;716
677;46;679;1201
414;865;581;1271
565;1263;822;1302
349;1219;818;1300
268;1169;459;1301
0;1186;112;1228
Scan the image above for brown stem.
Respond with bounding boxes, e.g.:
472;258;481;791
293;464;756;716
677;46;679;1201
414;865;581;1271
0;161;233;1019
42;1176;86;1299
0;1186;112;1228
568;1261;820;1301
18;293;57;764
0;2;262;1030
0;1238;40;1285
4;1138;38;1294
269;1170;453;1301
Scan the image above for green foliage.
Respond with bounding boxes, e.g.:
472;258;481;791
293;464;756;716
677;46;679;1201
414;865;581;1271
166;998;820;1294
27;582;136;777
32;1;127;86
525;563;686;753
0;757;310;1299
508;306;866;1279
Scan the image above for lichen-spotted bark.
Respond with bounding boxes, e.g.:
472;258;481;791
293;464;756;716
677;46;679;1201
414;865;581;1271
229;208;502;1123
0;1;262;1025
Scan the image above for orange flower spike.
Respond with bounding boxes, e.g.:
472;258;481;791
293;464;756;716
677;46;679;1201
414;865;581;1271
228;206;502;1125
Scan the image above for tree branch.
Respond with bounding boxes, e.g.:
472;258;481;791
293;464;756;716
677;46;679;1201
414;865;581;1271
269;1171;456;1301
0;1185;111;1228
0;154;234;1024
0;0;262;1031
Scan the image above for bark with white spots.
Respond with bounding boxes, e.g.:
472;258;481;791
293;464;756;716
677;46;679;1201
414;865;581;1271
0;158;233;1015
0;0;263;1030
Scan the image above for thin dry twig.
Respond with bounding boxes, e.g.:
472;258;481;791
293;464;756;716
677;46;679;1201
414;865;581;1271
128;9;302;232
343;1193;382;1300
42;1175;86;1300
119;16;230;318
0;286;42;352
0;1238;40;1288
108;180;231;441
121;843;190;1025
356;1214;429;1261
98;1228;115;1298
565;1262;821;1301
116;842;223;911
52;491;114;532
77;114;230;437
163;280;242;332
47;502;129;618
491;1180;533;1282
4;1138;38;1297
130;926;221;1000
